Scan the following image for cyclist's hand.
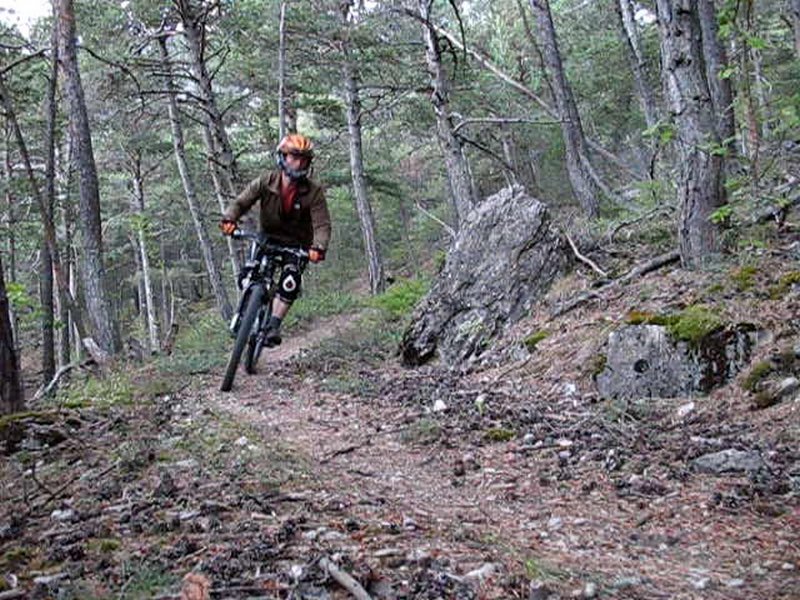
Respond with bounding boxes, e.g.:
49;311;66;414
220;219;237;236
308;247;325;263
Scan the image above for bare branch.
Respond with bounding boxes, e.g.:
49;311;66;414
453;116;562;133
0;49;48;76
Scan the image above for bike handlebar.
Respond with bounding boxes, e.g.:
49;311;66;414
231;229;309;260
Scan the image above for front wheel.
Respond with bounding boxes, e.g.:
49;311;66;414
221;285;264;392
244;305;270;374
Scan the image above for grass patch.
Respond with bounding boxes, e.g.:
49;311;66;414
401;418;441;445
118;563;178;599
484;427;516;442
731;265;758;291
369;277;430;321
285;289;363;330
154;309;229;376
741;360;774;393
56;371;134;409
768;271;800;298
87;538;121;554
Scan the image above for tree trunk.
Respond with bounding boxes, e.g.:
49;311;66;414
616;0;659;129
56;0;118;355
697;0;736;146
656;0;725;266
158;34;233;322
0;74;107;365
278;0;289;139
340;7;386;295
199;126;240;282
792;0;800;58
176;0;239;192
417;0;476;230
41;23;60;383
58;137;75;367
128;152;160;353
0;254;24;415
175;0;241;280
529;0;601;218
2;125;19;356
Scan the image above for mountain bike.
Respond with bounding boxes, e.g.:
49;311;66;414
220;230;308;392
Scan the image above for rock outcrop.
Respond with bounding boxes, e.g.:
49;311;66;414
401;186;569;367
595;323;757;399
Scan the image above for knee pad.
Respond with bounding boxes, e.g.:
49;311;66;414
277;264;302;303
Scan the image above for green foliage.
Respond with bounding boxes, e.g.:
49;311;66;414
401;418;441;445
643;121;677;145
117;563;178;600
0;546;35;572
155;307;229;376
87;538;121;554
369;278;430;321
591;353;607;378
741;360;774;393
730;265;758;291
523;330;549;353
768;271;800;298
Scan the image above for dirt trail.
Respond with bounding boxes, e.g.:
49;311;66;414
200;313;800;599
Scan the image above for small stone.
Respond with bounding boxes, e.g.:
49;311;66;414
402;516;418;530
523;433;536;446
406;548;432;563
374;548;403;558
677;402;695;418
547;516;563;530
432;399;447;412
34;573;66;586
692;449;765;474
50;509;74;521
691;577;710;590
465;562;496;581
583;581;598;598
613;576;642;589
463;452;480;470
234;436;249;446
290;564;303;580
725;578;745;587
781;562;795;571
528;580;553;600
556;438;574;447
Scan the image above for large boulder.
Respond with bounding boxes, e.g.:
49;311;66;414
595;323;757;399
401;186;569;367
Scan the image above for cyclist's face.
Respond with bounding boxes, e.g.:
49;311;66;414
285;152;310;171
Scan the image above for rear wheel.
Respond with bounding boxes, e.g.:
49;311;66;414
221;285;264;392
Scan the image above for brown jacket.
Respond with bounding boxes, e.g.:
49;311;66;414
225;170;332;250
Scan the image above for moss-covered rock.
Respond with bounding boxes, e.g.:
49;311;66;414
596;319;757;400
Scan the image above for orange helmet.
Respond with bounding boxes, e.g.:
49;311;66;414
277;133;314;158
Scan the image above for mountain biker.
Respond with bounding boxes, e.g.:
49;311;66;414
220;133;331;347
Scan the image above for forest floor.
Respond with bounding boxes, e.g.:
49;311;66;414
2;247;800;600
